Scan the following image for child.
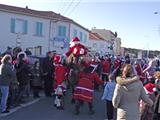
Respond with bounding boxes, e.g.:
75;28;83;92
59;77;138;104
53;55;67;110
102;74;116;120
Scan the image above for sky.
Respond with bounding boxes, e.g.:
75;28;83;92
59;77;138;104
0;0;160;50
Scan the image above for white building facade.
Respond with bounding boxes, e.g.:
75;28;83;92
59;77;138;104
0;4;89;56
88;32;113;55
0;8;50;55
91;29;121;55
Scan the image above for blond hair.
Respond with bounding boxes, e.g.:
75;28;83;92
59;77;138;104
154;71;160;79
1;54;12;64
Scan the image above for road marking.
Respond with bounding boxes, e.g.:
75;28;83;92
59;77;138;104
0;97;43;117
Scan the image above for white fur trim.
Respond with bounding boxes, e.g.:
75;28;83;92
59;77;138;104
76;86;94;92
17;51;27;60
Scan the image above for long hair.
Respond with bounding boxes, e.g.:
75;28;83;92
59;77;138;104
1;54;12;64
122;64;136;78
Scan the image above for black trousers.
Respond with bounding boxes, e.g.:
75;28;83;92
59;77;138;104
106;100;114;119
102;74;109;82
33;86;40;97
44;76;53;96
76;100;93;111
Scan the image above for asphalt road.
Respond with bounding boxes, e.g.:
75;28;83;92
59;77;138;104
1;91;107;120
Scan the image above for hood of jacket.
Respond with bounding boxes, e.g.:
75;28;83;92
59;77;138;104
116;76;139;91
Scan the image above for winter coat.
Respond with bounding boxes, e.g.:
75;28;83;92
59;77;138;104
154;79;160;114
102;80;116;101
102;59;110;74
42;57;54;78
74;71;103;102
0;63;17;86
112;76;153;120
31;67;42;87
54;64;67;89
16;61;31;86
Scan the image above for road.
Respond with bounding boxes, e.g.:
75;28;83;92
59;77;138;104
1;91;107;120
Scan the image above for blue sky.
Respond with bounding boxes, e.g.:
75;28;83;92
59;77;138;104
1;0;160;50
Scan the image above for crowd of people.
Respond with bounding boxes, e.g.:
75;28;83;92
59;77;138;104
0;37;160;120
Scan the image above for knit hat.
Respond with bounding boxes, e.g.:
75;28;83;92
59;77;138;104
144;83;156;94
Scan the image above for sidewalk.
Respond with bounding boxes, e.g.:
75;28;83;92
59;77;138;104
0;92;44;117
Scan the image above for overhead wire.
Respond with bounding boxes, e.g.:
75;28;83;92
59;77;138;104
66;0;82;16
62;0;75;15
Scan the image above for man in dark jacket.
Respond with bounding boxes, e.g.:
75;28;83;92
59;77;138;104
42;51;54;97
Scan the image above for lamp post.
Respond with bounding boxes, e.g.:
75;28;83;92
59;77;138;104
16;32;21;47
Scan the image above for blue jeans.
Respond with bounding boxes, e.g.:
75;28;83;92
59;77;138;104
0;86;9;112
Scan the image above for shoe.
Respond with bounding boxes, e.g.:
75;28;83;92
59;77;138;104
71;99;75;104
57;106;64;110
1;110;10;113
74;110;80;115
88;109;95;115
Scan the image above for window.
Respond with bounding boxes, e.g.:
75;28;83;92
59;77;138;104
80;32;83;41
35;22;43;36
35;46;42;56
10;18;28;34
73;29;77;37
58;26;66;37
84;34;87;43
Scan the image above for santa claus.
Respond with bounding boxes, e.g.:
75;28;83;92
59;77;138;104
65;37;88;64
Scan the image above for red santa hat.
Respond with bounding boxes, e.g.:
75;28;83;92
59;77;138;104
144;83;156;94
72;37;80;42
70;37;80;47
54;55;61;64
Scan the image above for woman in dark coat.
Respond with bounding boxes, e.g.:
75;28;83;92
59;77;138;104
15;52;31;104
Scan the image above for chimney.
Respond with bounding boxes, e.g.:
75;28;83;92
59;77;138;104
26;6;28;9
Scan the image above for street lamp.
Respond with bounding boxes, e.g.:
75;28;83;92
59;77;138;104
16;32;21;47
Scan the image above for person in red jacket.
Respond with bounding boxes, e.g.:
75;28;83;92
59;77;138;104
134;61;145;84
65;37;88;64
53;55;67;110
102;56;110;82
73;64;103;115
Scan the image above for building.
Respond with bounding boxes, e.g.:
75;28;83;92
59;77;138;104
91;28;121;55
0;4;89;55
88;32;113;55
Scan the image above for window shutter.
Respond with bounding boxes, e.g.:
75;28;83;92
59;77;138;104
10;18;15;33
36;22;39;35
39;23;43;36
23;20;28;34
63;26;66;36
80;32;83;41
74;30;77;37
58;26;61;36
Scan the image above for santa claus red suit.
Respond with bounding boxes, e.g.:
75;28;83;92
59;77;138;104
73;69;103;102
101;58;110;81
135;62;145;84
114;58;121;69
53;55;68;91
65;37;88;63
